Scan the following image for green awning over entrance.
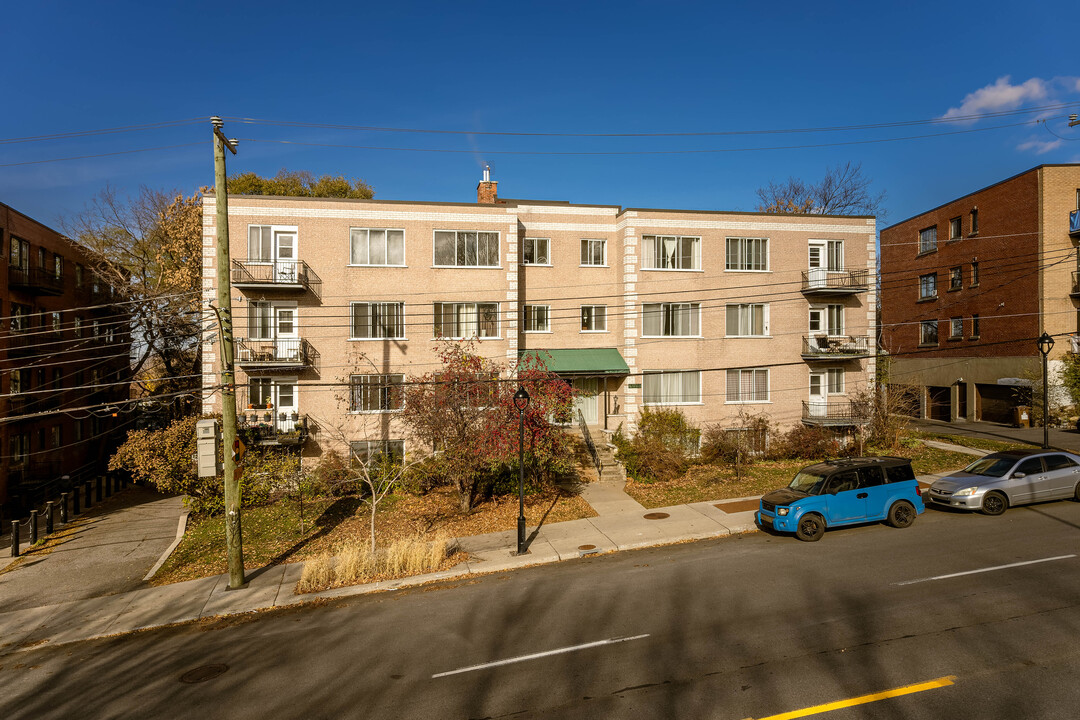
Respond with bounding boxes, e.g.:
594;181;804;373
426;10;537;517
518;348;629;375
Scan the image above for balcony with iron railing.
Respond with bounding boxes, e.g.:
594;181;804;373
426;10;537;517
236;389;309;447
801;335;874;361
802;400;870;427
801;268;870;295
236;337;319;371
8;266;65;296
1070;209;1080;238
231;260;322;299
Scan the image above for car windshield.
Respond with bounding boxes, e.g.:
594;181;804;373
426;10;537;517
789;470;827;494
963;456;1018;478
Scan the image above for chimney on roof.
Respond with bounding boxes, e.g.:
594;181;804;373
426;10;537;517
477;165;498;204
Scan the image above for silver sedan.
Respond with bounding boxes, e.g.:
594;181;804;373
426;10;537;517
927;450;1080;516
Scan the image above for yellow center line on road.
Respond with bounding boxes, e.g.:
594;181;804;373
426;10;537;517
745;675;956;720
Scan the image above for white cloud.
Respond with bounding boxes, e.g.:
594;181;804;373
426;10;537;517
942;76;1048;121
1016;139;1062;154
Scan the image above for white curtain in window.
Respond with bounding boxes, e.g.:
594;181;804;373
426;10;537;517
387;230;404;265
248;226;272;261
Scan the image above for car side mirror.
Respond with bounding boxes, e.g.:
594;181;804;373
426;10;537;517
1012;472;1026;479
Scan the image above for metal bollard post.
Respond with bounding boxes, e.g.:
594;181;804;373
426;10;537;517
62;493;70;522
45;502;54;535
85;481;93;509
11;521;19;557
96;476;103;502
29;511;38;545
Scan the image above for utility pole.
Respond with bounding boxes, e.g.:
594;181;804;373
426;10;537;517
211;116;245;589
1069;114;1079;128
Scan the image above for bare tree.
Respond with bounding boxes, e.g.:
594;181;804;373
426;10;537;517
756;162;887;218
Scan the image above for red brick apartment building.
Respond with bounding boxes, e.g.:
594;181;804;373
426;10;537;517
0;203;131;511
880;164;1080;423
201;173;877;461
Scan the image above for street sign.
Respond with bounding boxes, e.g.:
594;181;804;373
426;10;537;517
233;437;247;464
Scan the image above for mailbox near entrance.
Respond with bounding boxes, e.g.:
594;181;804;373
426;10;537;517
196;418;222;478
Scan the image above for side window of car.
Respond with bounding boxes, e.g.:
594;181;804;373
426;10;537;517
1043;454;1076;471
857;466;884;488
885;464;916;483
1015;458;1043;476
826;470;858;494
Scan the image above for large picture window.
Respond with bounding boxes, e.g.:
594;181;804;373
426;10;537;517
351;228;405;266
523;305;550;332
643;371;701;405
727;368;769;402
725;237;768;271
580;238;606;266
434;302;499;338
581;305;607;332
350;374;404;412
642;302;700;337
919;226;937;253
350;302;405;339
642;235;700;270
726;304;768;336
434;231;499;267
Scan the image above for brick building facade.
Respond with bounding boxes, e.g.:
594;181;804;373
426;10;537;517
201;174;876;461
879;164;1080;422
0;203;131;509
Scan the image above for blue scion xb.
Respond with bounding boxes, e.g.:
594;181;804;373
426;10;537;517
755;457;924;541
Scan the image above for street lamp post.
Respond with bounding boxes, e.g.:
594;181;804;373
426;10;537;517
1038;332;1055;449
513;386;531;555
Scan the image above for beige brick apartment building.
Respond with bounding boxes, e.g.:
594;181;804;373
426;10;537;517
880;164;1080;423
201;174;876;461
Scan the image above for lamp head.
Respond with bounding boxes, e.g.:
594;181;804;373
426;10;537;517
1038;332;1055;355
513;385;531;411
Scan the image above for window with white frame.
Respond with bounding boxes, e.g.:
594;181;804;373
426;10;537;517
433;230;499;267
523;305;550;332
826;240;843;271
826;368;844;394
434;302;499;338
727;368;769;402
350;228;405;266
725;237;768;271
248;225;273;261
349;440;405;467
642;235;701;270
350;302;405;339
643;371;701;405
919;226;937;253
580;305;607;332
950;317;963;339
349;374;404;412
642;302;700;337
726;303;769;337
919;273;937;299
580;238;606;266
523;238;550;265
920;320;938;345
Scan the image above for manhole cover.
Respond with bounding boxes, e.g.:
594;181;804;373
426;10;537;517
578;544;597;551
179;664;229;684
643;512;670;520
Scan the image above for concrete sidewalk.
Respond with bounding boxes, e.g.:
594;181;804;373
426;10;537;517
0;441;976;657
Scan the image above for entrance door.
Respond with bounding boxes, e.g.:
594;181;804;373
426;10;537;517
274;305;298;361
573;378;599;425
808;242;826;288
275;231;297;282
809;372;827;417
274;379;298;432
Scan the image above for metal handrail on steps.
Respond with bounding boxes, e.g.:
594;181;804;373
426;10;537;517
577;410;603;480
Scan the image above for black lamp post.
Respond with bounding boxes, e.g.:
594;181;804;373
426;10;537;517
1038;332;1055;449
513;385;531;555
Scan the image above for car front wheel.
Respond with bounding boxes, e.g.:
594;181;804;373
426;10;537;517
981;491;1008;516
887;500;917;528
795;513;825;542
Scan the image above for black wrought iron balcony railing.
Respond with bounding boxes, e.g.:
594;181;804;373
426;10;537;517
231;260;322;299
1070;209;1080;238
801;335;874;360
236;337;319;370
8;266;64;296
802;400;871;426
800;268;870;294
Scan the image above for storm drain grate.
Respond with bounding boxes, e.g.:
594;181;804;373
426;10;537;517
180;664;229;684
642;512;670;520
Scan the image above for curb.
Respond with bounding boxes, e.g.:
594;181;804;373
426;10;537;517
143;506;190;582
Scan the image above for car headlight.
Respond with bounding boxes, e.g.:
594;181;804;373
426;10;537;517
953;487;979;497
777;507;790;516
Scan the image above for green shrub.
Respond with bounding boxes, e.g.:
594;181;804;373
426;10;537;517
612;409;700;483
772;425;848;460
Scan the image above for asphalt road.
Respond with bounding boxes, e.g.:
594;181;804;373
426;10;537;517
2;499;1079;719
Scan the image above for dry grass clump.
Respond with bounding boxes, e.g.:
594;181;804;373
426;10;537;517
296;534;455;593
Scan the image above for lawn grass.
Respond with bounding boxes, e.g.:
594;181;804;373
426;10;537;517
623;441;979;509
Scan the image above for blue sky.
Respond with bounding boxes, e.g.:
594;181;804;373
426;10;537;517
2;0;1077;230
